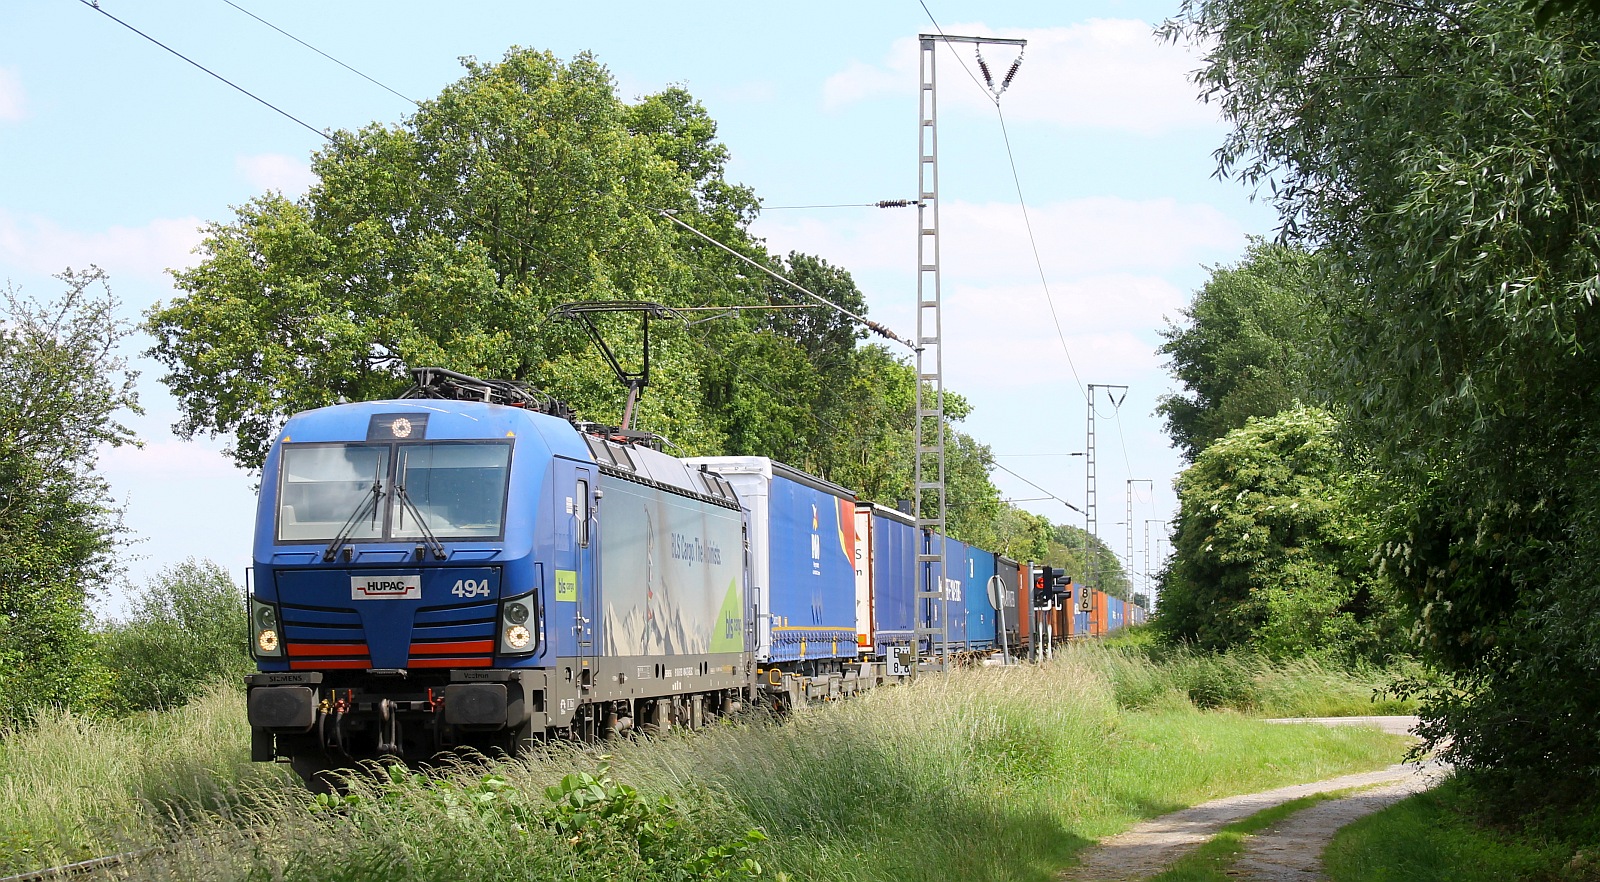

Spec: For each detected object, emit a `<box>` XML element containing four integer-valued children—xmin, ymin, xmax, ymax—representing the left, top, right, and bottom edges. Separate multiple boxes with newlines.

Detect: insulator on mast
<box><xmin>1001</xmin><ymin>54</ymin><xmax>1024</xmax><ymax>91</ymax></box>
<box><xmin>975</xmin><ymin>48</ymin><xmax>995</xmax><ymax>90</ymax></box>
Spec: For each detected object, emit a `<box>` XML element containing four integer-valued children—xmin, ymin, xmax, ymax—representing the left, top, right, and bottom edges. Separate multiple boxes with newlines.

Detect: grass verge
<box><xmin>1323</xmin><ymin>777</ymin><xmax>1599</xmax><ymax>882</ymax></box>
<box><xmin>1</xmin><ymin>648</ymin><xmax>1413</xmax><ymax>881</ymax></box>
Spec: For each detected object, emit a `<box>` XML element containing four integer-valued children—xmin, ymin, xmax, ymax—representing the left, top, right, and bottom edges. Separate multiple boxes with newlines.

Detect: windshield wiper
<box><xmin>323</xmin><ymin>460</ymin><xmax>384</xmax><ymax>562</ymax></box>
<box><xmin>396</xmin><ymin>451</ymin><xmax>447</xmax><ymax>561</ymax></box>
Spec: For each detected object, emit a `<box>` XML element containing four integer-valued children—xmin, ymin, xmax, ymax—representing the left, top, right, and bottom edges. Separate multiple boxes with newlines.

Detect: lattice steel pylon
<box><xmin>910</xmin><ymin>33</ymin><xmax>1026</xmax><ymax>673</ymax></box>
<box><xmin>1126</xmin><ymin>478</ymin><xmax>1152</xmax><ymax>600</ymax></box>
<box><xmin>913</xmin><ymin>35</ymin><xmax>947</xmax><ymax>673</ymax></box>
<box><xmin>1083</xmin><ymin>384</ymin><xmax>1127</xmax><ymax>608</ymax></box>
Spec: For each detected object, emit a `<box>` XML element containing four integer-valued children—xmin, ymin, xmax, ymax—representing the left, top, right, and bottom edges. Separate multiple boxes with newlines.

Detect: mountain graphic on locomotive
<box><xmin>243</xmin><ymin>368</ymin><xmax>1138</xmax><ymax>787</ymax></box>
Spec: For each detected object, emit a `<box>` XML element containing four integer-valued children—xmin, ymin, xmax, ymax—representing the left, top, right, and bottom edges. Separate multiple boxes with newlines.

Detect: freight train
<box><xmin>243</xmin><ymin>369</ymin><xmax>1144</xmax><ymax>786</ymax></box>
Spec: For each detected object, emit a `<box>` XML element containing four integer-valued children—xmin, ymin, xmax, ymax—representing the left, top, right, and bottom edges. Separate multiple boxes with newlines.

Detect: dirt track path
<box><xmin>1231</xmin><ymin>762</ymin><xmax>1447</xmax><ymax>881</ymax></box>
<box><xmin>1059</xmin><ymin>717</ymin><xmax>1443</xmax><ymax>882</ymax></box>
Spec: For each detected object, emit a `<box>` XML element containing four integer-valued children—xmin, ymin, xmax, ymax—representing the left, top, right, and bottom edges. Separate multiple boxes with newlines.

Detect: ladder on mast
<box><xmin>911</xmin><ymin>33</ymin><xmax>1027</xmax><ymax>671</ymax></box>
<box><xmin>913</xmin><ymin>35</ymin><xmax>947</xmax><ymax>672</ymax></box>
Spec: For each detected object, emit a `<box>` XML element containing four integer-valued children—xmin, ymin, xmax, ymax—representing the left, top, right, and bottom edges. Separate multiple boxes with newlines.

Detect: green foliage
<box><xmin>145</xmin><ymin>45</ymin><xmax>1018</xmax><ymax>546</ymax></box>
<box><xmin>148</xmin><ymin>48</ymin><xmax>756</xmax><ymax>468</ymax></box>
<box><xmin>1165</xmin><ymin>0</ymin><xmax>1600</xmax><ymax>807</ymax></box>
<box><xmin>990</xmin><ymin>505</ymin><xmax>1052</xmax><ymax>565</ymax></box>
<box><xmin>0</xmin><ymin>268</ymin><xmax>140</xmax><ymax>722</ymax></box>
<box><xmin>0</xmin><ymin>655</ymin><xmax>1411</xmax><ymax>881</ymax></box>
<box><xmin>1157</xmin><ymin>239</ymin><xmax>1333</xmax><ymax>461</ymax></box>
<box><xmin>309</xmin><ymin>763</ymin><xmax>768</xmax><ymax>881</ymax></box>
<box><xmin>1157</xmin><ymin>407</ymin><xmax>1402</xmax><ymax>660</ymax></box>
<box><xmin>1091</xmin><ymin>645</ymin><xmax>1420</xmax><ymax>718</ymax></box>
<box><xmin>99</xmin><ymin>558</ymin><xmax>253</xmax><ymax>713</ymax></box>
<box><xmin>0</xmin><ymin>684</ymin><xmax>293</xmax><ymax>875</ymax></box>
<box><xmin>1323</xmin><ymin>778</ymin><xmax>1591</xmax><ymax>882</ymax></box>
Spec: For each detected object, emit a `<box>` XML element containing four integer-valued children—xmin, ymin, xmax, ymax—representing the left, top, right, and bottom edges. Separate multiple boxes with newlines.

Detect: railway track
<box><xmin>0</xmin><ymin>846</ymin><xmax>156</xmax><ymax>882</ymax></box>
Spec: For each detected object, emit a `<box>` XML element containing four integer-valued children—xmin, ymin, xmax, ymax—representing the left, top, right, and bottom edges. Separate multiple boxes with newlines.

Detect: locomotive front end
<box><xmin>244</xmin><ymin>398</ymin><xmax>578</xmax><ymax>783</ymax></box>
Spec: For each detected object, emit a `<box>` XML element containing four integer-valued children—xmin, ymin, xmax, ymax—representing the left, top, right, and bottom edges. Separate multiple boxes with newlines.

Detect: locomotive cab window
<box><xmin>277</xmin><ymin>444</ymin><xmax>387</xmax><ymax>542</ymax></box>
<box><xmin>391</xmin><ymin>442</ymin><xmax>513</xmax><ymax>539</ymax></box>
<box><xmin>275</xmin><ymin>441</ymin><xmax>512</xmax><ymax>543</ymax></box>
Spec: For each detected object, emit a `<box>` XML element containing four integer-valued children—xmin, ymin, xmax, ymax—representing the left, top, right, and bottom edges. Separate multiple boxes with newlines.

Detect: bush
<box><xmin>99</xmin><ymin>558</ymin><xmax>253</xmax><ymax>712</ymax></box>
<box><xmin>1156</xmin><ymin>406</ymin><xmax>1408</xmax><ymax>663</ymax></box>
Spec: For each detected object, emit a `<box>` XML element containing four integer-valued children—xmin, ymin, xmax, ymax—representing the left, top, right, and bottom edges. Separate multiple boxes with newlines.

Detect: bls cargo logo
<box><xmin>350</xmin><ymin>574</ymin><xmax>422</xmax><ymax>600</ymax></box>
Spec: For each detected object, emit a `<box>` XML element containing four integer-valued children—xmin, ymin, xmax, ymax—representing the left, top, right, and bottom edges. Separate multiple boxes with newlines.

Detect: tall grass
<box><xmin>0</xmin><ymin>649</ymin><xmax>1415</xmax><ymax>881</ymax></box>
<box><xmin>0</xmin><ymin>682</ymin><xmax>289</xmax><ymax>874</ymax></box>
<box><xmin>1079</xmin><ymin>641</ymin><xmax>1420</xmax><ymax>717</ymax></box>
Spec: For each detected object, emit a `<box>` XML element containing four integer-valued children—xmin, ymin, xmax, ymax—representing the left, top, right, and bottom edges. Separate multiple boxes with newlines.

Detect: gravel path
<box><xmin>1231</xmin><ymin>760</ymin><xmax>1450</xmax><ymax>881</ymax></box>
<box><xmin>1261</xmin><ymin>716</ymin><xmax>1421</xmax><ymax>737</ymax></box>
<box><xmin>1059</xmin><ymin>716</ymin><xmax>1439</xmax><ymax>882</ymax></box>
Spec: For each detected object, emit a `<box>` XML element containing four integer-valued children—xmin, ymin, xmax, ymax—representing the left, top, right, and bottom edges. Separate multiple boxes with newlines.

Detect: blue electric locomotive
<box><xmin>244</xmin><ymin>370</ymin><xmax>753</xmax><ymax>784</ymax></box>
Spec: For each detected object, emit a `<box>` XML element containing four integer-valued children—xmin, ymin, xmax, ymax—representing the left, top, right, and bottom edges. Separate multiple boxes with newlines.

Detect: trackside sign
<box><xmin>351</xmin><ymin>574</ymin><xmax>422</xmax><ymax>600</ymax></box>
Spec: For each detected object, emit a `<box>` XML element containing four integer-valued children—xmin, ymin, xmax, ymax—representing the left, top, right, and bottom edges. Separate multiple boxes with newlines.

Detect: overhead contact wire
<box><xmin>658</xmin><ymin>210</ymin><xmax>917</xmax><ymax>351</ymax></box>
<box><xmin>75</xmin><ymin>0</ymin><xmax>329</xmax><ymax>141</ymax></box>
<box><xmin>220</xmin><ymin>0</ymin><xmax>421</xmax><ymax>107</ymax></box>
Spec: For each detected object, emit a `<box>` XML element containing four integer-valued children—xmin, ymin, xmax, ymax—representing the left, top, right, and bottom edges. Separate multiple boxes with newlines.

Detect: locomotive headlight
<box><xmin>498</xmin><ymin>591</ymin><xmax>539</xmax><ymax>655</ymax></box>
<box><xmin>250</xmin><ymin>596</ymin><xmax>284</xmax><ymax>658</ymax></box>
<box><xmin>257</xmin><ymin>628</ymin><xmax>280</xmax><ymax>653</ymax></box>
<box><xmin>504</xmin><ymin>624</ymin><xmax>531</xmax><ymax>649</ymax></box>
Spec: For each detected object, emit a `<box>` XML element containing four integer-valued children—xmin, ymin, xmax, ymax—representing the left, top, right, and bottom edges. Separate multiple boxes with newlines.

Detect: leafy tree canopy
<box><xmin>149</xmin><ymin>49</ymin><xmax>763</xmax><ymax>468</ymax></box>
<box><xmin>1157</xmin><ymin>239</ymin><xmax>1332</xmax><ymax>461</ymax></box>
<box><xmin>1043</xmin><ymin>523</ymin><xmax>1132</xmax><ymax>600</ymax></box>
<box><xmin>148</xmin><ymin>46</ymin><xmax>1017</xmax><ymax>550</ymax></box>
<box><xmin>0</xmin><ymin>268</ymin><xmax>140</xmax><ymax>720</ymax></box>
<box><xmin>1166</xmin><ymin>0</ymin><xmax>1600</xmax><ymax>801</ymax></box>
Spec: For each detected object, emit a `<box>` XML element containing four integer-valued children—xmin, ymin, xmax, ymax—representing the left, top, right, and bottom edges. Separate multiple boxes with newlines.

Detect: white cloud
<box><xmin>823</xmin><ymin>58</ymin><xmax>906</xmax><ymax>109</ymax></box>
<box><xmin>938</xmin><ymin>275</ymin><xmax>1182</xmax><ymax>391</ymax></box>
<box><xmin>237</xmin><ymin>153</ymin><xmax>316</xmax><ymax>196</ymax></box>
<box><xmin>0</xmin><ymin>68</ymin><xmax>24</xmax><ymax>122</ymax></box>
<box><xmin>0</xmin><ymin>210</ymin><xmax>204</xmax><ymax>281</ymax></box>
<box><xmin>98</xmin><ymin>438</ymin><xmax>241</xmax><ymax>481</ymax></box>
<box><xmin>822</xmin><ymin>20</ymin><xmax>1216</xmax><ymax>134</ymax></box>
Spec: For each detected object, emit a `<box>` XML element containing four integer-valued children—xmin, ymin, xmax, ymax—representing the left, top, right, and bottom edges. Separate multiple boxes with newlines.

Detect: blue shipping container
<box><xmin>687</xmin><ymin>457</ymin><xmax>857</xmax><ymax>664</ymax></box>
<box><xmin>867</xmin><ymin>505</ymin><xmax>917</xmax><ymax>655</ymax></box>
<box><xmin>922</xmin><ymin>534</ymin><xmax>969</xmax><ymax>651</ymax></box>
<box><xmin>964</xmin><ymin>547</ymin><xmax>997</xmax><ymax>651</ymax></box>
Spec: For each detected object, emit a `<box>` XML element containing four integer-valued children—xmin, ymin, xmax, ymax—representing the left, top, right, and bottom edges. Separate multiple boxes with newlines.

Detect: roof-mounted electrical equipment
<box><xmin>401</xmin><ymin>367</ymin><xmax>575</xmax><ymax>420</ymax></box>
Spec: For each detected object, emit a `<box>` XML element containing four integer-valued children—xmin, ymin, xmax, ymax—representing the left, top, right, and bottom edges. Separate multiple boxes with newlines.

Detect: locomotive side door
<box><xmin>554</xmin><ymin>458</ymin><xmax>598</xmax><ymax>684</ymax></box>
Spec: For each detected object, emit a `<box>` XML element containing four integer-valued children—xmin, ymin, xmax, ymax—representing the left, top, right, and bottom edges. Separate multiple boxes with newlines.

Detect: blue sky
<box><xmin>1</xmin><ymin>0</ymin><xmax>1276</xmax><ymax>610</ymax></box>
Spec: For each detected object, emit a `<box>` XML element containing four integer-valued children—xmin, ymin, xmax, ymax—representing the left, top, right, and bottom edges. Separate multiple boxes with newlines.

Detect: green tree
<box><xmin>149</xmin><ymin>49</ymin><xmax>759</xmax><ymax>469</ymax></box>
<box><xmin>1157</xmin><ymin>239</ymin><xmax>1332</xmax><ymax>461</ymax></box>
<box><xmin>1156</xmin><ymin>407</ymin><xmax>1398</xmax><ymax>660</ymax></box>
<box><xmin>147</xmin><ymin>45</ymin><xmax>1019</xmax><ymax>557</ymax></box>
<box><xmin>990</xmin><ymin>506</ymin><xmax>1052</xmax><ymax>564</ymax></box>
<box><xmin>100</xmin><ymin>558</ymin><xmax>252</xmax><ymax>712</ymax></box>
<box><xmin>0</xmin><ymin>268</ymin><xmax>140</xmax><ymax>720</ymax></box>
<box><xmin>1166</xmin><ymin>0</ymin><xmax>1600</xmax><ymax>804</ymax></box>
